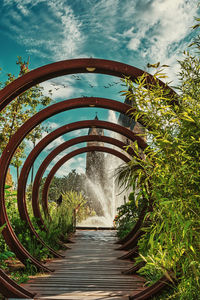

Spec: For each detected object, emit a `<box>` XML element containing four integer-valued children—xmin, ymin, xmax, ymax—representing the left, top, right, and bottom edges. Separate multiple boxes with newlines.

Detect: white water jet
<box><xmin>78</xmin><ymin>176</ymin><xmax>114</xmax><ymax>227</ymax></box>
<box><xmin>78</xmin><ymin>110</ymin><xmax>130</xmax><ymax>227</ymax></box>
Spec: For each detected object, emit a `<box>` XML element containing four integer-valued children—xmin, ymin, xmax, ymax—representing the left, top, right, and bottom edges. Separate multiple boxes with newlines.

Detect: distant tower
<box><xmin>86</xmin><ymin>115</ymin><xmax>105</xmax><ymax>216</ymax></box>
<box><xmin>86</xmin><ymin>114</ymin><xmax>105</xmax><ymax>186</ymax></box>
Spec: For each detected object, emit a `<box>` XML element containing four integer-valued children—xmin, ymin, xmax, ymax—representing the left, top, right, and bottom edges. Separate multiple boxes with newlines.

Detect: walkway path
<box><xmin>22</xmin><ymin>230</ymin><xmax>146</xmax><ymax>299</ymax></box>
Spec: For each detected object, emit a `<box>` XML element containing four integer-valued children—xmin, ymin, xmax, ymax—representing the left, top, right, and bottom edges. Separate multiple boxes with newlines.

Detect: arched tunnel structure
<box><xmin>0</xmin><ymin>58</ymin><xmax>175</xmax><ymax>299</ymax></box>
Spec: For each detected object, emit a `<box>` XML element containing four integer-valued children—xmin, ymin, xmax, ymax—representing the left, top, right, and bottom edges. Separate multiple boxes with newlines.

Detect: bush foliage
<box><xmin>116</xmin><ymin>34</ymin><xmax>200</xmax><ymax>300</ymax></box>
<box><xmin>0</xmin><ymin>186</ymin><xmax>90</xmax><ymax>285</ymax></box>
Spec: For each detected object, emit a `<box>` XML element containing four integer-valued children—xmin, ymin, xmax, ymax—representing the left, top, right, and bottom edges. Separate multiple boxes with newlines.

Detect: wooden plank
<box><xmin>22</xmin><ymin>230</ymin><xmax>145</xmax><ymax>299</ymax></box>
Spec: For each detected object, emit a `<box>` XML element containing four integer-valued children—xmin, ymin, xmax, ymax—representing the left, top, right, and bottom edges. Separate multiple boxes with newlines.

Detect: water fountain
<box><xmin>78</xmin><ymin>110</ymin><xmax>129</xmax><ymax>228</ymax></box>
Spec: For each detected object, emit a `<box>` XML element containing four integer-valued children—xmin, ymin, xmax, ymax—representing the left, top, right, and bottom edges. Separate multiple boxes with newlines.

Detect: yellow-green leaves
<box><xmin>0</xmin><ymin>224</ymin><xmax>6</xmax><ymax>234</ymax></box>
<box><xmin>117</xmin><ymin>35</ymin><xmax>200</xmax><ymax>299</ymax></box>
<box><xmin>179</xmin><ymin>111</ymin><xmax>195</xmax><ymax>122</ymax></box>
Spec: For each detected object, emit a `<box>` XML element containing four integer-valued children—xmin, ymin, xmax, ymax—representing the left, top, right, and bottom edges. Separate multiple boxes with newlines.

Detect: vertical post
<box><xmin>73</xmin><ymin>208</ymin><xmax>76</xmax><ymax>232</ymax></box>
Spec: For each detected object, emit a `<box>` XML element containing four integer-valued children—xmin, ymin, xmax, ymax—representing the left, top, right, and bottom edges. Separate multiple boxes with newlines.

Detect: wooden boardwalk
<box><xmin>22</xmin><ymin>230</ymin><xmax>146</xmax><ymax>300</ymax></box>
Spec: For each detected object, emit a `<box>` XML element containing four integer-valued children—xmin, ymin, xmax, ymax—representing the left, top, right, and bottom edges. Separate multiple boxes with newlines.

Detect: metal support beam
<box><xmin>0</xmin><ymin>268</ymin><xmax>35</xmax><ymax>298</ymax></box>
<box><xmin>0</xmin><ymin>58</ymin><xmax>175</xmax><ymax>111</ymax></box>
<box><xmin>0</xmin><ymin>98</ymin><xmax>147</xmax><ymax>271</ymax></box>
<box><xmin>30</xmin><ymin>135</ymin><xmax>134</xmax><ymax>229</ymax></box>
<box><xmin>42</xmin><ymin>146</ymin><xmax>130</xmax><ymax>213</ymax></box>
<box><xmin>0</xmin><ymin>58</ymin><xmax>175</xmax><ymax>299</ymax></box>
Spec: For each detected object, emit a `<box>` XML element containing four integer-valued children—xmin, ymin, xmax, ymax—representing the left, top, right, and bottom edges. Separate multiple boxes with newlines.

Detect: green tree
<box><xmin>0</xmin><ymin>57</ymin><xmax>52</xmax><ymax>179</ymax></box>
<box><xmin>116</xmin><ymin>42</ymin><xmax>200</xmax><ymax>300</ymax></box>
<box><xmin>61</xmin><ymin>190</ymin><xmax>89</xmax><ymax>223</ymax></box>
<box><xmin>36</xmin><ymin>170</ymin><xmax>87</xmax><ymax>203</ymax></box>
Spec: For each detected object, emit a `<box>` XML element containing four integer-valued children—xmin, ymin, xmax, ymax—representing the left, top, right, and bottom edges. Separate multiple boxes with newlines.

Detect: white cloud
<box><xmin>77</xmin><ymin>157</ymin><xmax>84</xmax><ymax>162</ymax></box>
<box><xmin>46</xmin><ymin>153</ymin><xmax>85</xmax><ymax>177</ymax></box>
<box><xmin>2</xmin><ymin>0</ymin><xmax>85</xmax><ymax>60</ymax></box>
<box><xmin>90</xmin><ymin>0</ymin><xmax>120</xmax><ymax>35</ymax></box>
<box><xmin>68</xmin><ymin>128</ymin><xmax>88</xmax><ymax>137</ymax></box>
<box><xmin>40</xmin><ymin>80</ymin><xmax>75</xmax><ymax>100</ymax></box>
<box><xmin>16</xmin><ymin>3</ymin><xmax>29</xmax><ymax>15</ymax></box>
<box><xmin>76</xmin><ymin>166</ymin><xmax>85</xmax><ymax>174</ymax></box>
<box><xmin>45</xmin><ymin>121</ymin><xmax>60</xmax><ymax>130</ymax></box>
<box><xmin>2</xmin><ymin>0</ymin><xmax>199</xmax><ymax>86</ymax></box>
<box><xmin>127</xmin><ymin>38</ymin><xmax>141</xmax><ymax>51</ymax></box>
<box><xmin>43</xmin><ymin>1</ymin><xmax>85</xmax><ymax>60</ymax></box>
<box><xmin>44</xmin><ymin>136</ymin><xmax>65</xmax><ymax>152</ymax></box>
<box><xmin>122</xmin><ymin>26</ymin><xmax>135</xmax><ymax>38</ymax></box>
<box><xmin>120</xmin><ymin>0</ymin><xmax>199</xmax><ymax>82</ymax></box>
<box><xmin>108</xmin><ymin>36</ymin><xmax>119</xmax><ymax>43</ymax></box>
<box><xmin>53</xmin><ymin>153</ymin><xmax>75</xmax><ymax>165</ymax></box>
<box><xmin>55</xmin><ymin>162</ymin><xmax>85</xmax><ymax>177</ymax></box>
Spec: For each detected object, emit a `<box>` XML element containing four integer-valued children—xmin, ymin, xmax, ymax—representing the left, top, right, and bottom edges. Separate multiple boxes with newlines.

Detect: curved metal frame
<box><xmin>117</xmin><ymin>229</ymin><xmax>144</xmax><ymax>251</ymax></box>
<box><xmin>0</xmin><ymin>97</ymin><xmax>147</xmax><ymax>273</ymax></box>
<box><xmin>31</xmin><ymin>134</ymin><xmax>135</xmax><ymax>228</ymax></box>
<box><xmin>0</xmin><ymin>58</ymin><xmax>174</xmax><ymax>299</ymax></box>
<box><xmin>42</xmin><ymin>146</ymin><xmax>130</xmax><ymax>208</ymax></box>
<box><xmin>129</xmin><ymin>276</ymin><xmax>170</xmax><ymax>299</ymax></box>
<box><xmin>122</xmin><ymin>261</ymin><xmax>146</xmax><ymax>275</ymax></box>
<box><xmin>118</xmin><ymin>245</ymin><xmax>139</xmax><ymax>260</ymax></box>
<box><xmin>0</xmin><ymin>269</ymin><xmax>35</xmax><ymax>298</ymax></box>
<box><xmin>116</xmin><ymin>204</ymin><xmax>147</xmax><ymax>245</ymax></box>
<box><xmin>14</xmin><ymin>98</ymin><xmax>147</xmax><ymax>263</ymax></box>
<box><xmin>0</xmin><ymin>58</ymin><xmax>175</xmax><ymax>111</ymax></box>
<box><xmin>16</xmin><ymin>96</ymin><xmax>145</xmax><ymax>224</ymax></box>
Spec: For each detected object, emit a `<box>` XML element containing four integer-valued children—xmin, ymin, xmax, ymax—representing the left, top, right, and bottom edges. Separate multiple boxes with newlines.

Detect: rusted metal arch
<box><xmin>129</xmin><ymin>276</ymin><xmax>170</xmax><ymax>300</ymax></box>
<box><xmin>42</xmin><ymin>146</ymin><xmax>130</xmax><ymax>212</ymax></box>
<box><xmin>116</xmin><ymin>204</ymin><xmax>147</xmax><ymax>245</ymax></box>
<box><xmin>0</xmin><ymin>97</ymin><xmax>147</xmax><ymax>273</ymax></box>
<box><xmin>30</xmin><ymin>135</ymin><xmax>135</xmax><ymax>229</ymax></box>
<box><xmin>0</xmin><ymin>58</ymin><xmax>175</xmax><ymax>111</ymax></box>
<box><xmin>0</xmin><ymin>58</ymin><xmax>172</xmax><ymax>273</ymax></box>
<box><xmin>118</xmin><ymin>245</ymin><xmax>139</xmax><ymax>260</ymax></box>
<box><xmin>117</xmin><ymin>228</ymin><xmax>144</xmax><ymax>251</ymax></box>
<box><xmin>0</xmin><ymin>58</ymin><xmax>175</xmax><ymax>299</ymax></box>
<box><xmin>123</xmin><ymin>261</ymin><xmax>146</xmax><ymax>275</ymax></box>
<box><xmin>15</xmin><ymin>98</ymin><xmax>147</xmax><ymax>260</ymax></box>
<box><xmin>18</xmin><ymin>119</ymin><xmax>141</xmax><ymax>242</ymax></box>
<box><xmin>0</xmin><ymin>269</ymin><xmax>35</xmax><ymax>298</ymax></box>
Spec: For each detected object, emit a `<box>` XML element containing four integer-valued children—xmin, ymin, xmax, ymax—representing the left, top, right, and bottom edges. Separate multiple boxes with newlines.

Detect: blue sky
<box><xmin>0</xmin><ymin>0</ymin><xmax>199</xmax><ymax>182</ymax></box>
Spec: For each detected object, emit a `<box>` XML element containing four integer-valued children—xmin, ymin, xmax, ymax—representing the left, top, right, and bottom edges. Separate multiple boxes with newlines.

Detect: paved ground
<box><xmin>22</xmin><ymin>230</ymin><xmax>146</xmax><ymax>299</ymax></box>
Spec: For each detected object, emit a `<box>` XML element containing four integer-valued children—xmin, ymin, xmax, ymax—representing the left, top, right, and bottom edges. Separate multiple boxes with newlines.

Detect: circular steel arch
<box><xmin>0</xmin><ymin>58</ymin><xmax>175</xmax><ymax>299</ymax></box>
<box><xmin>0</xmin><ymin>268</ymin><xmax>35</xmax><ymax>298</ymax></box>
<box><xmin>18</xmin><ymin>117</ymin><xmax>145</xmax><ymax>235</ymax></box>
<box><xmin>42</xmin><ymin>146</ymin><xmax>130</xmax><ymax>213</ymax></box>
<box><xmin>0</xmin><ymin>58</ymin><xmax>175</xmax><ymax>111</ymax></box>
<box><xmin>18</xmin><ymin>116</ymin><xmax>141</xmax><ymax>226</ymax></box>
<box><xmin>0</xmin><ymin>58</ymin><xmax>172</xmax><ymax>274</ymax></box>
<box><xmin>18</xmin><ymin>118</ymin><xmax>144</xmax><ymax>245</ymax></box>
<box><xmin>18</xmin><ymin>131</ymin><xmax>135</xmax><ymax>254</ymax></box>
<box><xmin>31</xmin><ymin>135</ymin><xmax>135</xmax><ymax>228</ymax></box>
<box><xmin>0</xmin><ymin>97</ymin><xmax>147</xmax><ymax>271</ymax></box>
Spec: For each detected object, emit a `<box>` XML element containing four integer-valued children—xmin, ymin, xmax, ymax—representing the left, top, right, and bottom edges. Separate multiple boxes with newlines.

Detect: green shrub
<box><xmin>114</xmin><ymin>192</ymin><xmax>145</xmax><ymax>239</ymax></box>
<box><xmin>116</xmin><ymin>33</ymin><xmax>200</xmax><ymax>299</ymax></box>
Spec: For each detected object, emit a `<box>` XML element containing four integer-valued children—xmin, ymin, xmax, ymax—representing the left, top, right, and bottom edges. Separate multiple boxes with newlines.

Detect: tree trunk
<box><xmin>30</xmin><ymin>140</ymin><xmax>36</xmax><ymax>184</ymax></box>
<box><xmin>17</xmin><ymin>166</ymin><xmax>19</xmax><ymax>182</ymax></box>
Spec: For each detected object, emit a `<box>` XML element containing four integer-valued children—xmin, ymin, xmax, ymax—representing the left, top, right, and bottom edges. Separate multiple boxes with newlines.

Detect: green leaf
<box><xmin>0</xmin><ymin>224</ymin><xmax>6</xmax><ymax>234</ymax></box>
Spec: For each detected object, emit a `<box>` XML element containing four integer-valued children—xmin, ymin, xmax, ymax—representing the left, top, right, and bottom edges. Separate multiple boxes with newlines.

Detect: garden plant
<box><xmin>115</xmin><ymin>24</ymin><xmax>200</xmax><ymax>300</ymax></box>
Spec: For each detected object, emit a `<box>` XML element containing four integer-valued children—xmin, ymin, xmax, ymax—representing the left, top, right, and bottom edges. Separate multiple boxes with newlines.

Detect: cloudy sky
<box><xmin>0</xmin><ymin>0</ymin><xmax>199</xmax><ymax>181</ymax></box>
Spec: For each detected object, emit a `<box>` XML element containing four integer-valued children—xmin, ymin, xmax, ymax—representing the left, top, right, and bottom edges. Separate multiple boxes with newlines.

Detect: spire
<box><xmin>88</xmin><ymin>113</ymin><xmax>103</xmax><ymax>135</ymax></box>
